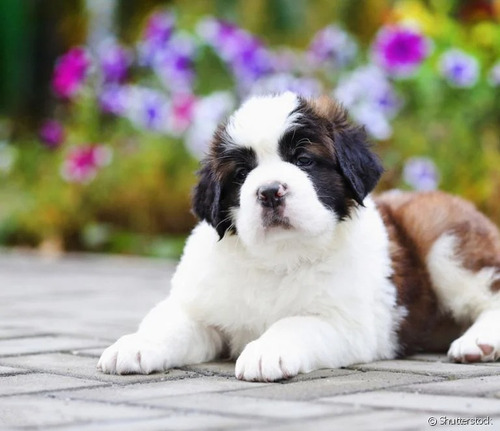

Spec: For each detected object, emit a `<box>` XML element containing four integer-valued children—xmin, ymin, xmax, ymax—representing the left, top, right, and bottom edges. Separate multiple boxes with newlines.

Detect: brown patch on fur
<box><xmin>309</xmin><ymin>95</ymin><xmax>350</xmax><ymax>130</ymax></box>
<box><xmin>377</xmin><ymin>199</ymin><xmax>456</xmax><ymax>355</ymax></box>
<box><xmin>376</xmin><ymin>190</ymin><xmax>500</xmax><ymax>354</ymax></box>
<box><xmin>492</xmin><ymin>279</ymin><xmax>500</xmax><ymax>292</ymax></box>
<box><xmin>377</xmin><ymin>190</ymin><xmax>500</xmax><ymax>276</ymax></box>
<box><xmin>306</xmin><ymin>140</ymin><xmax>336</xmax><ymax>160</ymax></box>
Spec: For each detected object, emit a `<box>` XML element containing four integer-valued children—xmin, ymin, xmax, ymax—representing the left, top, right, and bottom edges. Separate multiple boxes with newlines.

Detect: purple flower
<box><xmin>61</xmin><ymin>145</ymin><xmax>112</xmax><ymax>183</ymax></box>
<box><xmin>98</xmin><ymin>85</ymin><xmax>129</xmax><ymax>115</ymax></box>
<box><xmin>308</xmin><ymin>25</ymin><xmax>357</xmax><ymax>68</ymax></box>
<box><xmin>52</xmin><ymin>47</ymin><xmax>91</xmax><ymax>99</ymax></box>
<box><xmin>372</xmin><ymin>26</ymin><xmax>430</xmax><ymax>78</ymax></box>
<box><xmin>39</xmin><ymin>120</ymin><xmax>65</xmax><ymax>148</ymax></box>
<box><xmin>403</xmin><ymin>157</ymin><xmax>440</xmax><ymax>191</ymax></box>
<box><xmin>145</xmin><ymin>10</ymin><xmax>175</xmax><ymax>44</ymax></box>
<box><xmin>198</xmin><ymin>18</ymin><xmax>274</xmax><ymax>90</ymax></box>
<box><xmin>351</xmin><ymin>105</ymin><xmax>393</xmax><ymax>141</ymax></box>
<box><xmin>124</xmin><ymin>86</ymin><xmax>171</xmax><ymax>133</ymax></box>
<box><xmin>97</xmin><ymin>39</ymin><xmax>132</xmax><ymax>83</ymax></box>
<box><xmin>487</xmin><ymin>61</ymin><xmax>500</xmax><ymax>87</ymax></box>
<box><xmin>439</xmin><ymin>49</ymin><xmax>479</xmax><ymax>88</ymax></box>
<box><xmin>152</xmin><ymin>34</ymin><xmax>197</xmax><ymax>93</ymax></box>
<box><xmin>138</xmin><ymin>11</ymin><xmax>175</xmax><ymax>66</ymax></box>
<box><xmin>334</xmin><ymin>66</ymin><xmax>403</xmax><ymax>139</ymax></box>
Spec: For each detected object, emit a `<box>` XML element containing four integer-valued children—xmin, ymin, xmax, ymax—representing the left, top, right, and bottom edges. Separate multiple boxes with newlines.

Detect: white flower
<box><xmin>185</xmin><ymin>92</ymin><xmax>235</xmax><ymax>158</ymax></box>
<box><xmin>488</xmin><ymin>61</ymin><xmax>500</xmax><ymax>87</ymax></box>
<box><xmin>439</xmin><ymin>49</ymin><xmax>480</xmax><ymax>88</ymax></box>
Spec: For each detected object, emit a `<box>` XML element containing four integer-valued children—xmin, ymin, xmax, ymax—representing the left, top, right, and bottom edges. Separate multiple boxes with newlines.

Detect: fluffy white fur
<box><xmin>225</xmin><ymin>91</ymin><xmax>300</xmax><ymax>160</ymax></box>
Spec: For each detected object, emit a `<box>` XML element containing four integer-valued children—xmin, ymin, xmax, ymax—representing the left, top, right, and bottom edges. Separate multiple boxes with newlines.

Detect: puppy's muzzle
<box><xmin>257</xmin><ymin>182</ymin><xmax>288</xmax><ymax>209</ymax></box>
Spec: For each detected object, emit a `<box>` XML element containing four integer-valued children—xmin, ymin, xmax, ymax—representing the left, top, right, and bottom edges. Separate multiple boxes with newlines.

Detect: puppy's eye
<box><xmin>295</xmin><ymin>155</ymin><xmax>314</xmax><ymax>167</ymax></box>
<box><xmin>234</xmin><ymin>167</ymin><xmax>249</xmax><ymax>182</ymax></box>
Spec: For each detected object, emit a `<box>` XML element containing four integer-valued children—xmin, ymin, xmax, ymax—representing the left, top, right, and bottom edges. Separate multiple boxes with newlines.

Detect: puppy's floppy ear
<box><xmin>334</xmin><ymin>126</ymin><xmax>384</xmax><ymax>205</ymax></box>
<box><xmin>192</xmin><ymin>162</ymin><xmax>227</xmax><ymax>239</ymax></box>
<box><xmin>309</xmin><ymin>96</ymin><xmax>383</xmax><ymax>205</ymax></box>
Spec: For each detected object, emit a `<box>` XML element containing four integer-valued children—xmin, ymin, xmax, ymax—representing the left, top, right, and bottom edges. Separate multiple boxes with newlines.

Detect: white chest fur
<box><xmin>170</xmin><ymin>198</ymin><xmax>400</xmax><ymax>358</ymax></box>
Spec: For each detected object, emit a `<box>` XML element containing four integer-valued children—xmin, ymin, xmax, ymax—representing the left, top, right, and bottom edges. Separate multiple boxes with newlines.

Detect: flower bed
<box><xmin>1</xmin><ymin>1</ymin><xmax>499</xmax><ymax>256</ymax></box>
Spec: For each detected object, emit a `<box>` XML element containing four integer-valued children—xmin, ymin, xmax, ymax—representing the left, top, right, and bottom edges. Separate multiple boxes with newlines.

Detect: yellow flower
<box><xmin>391</xmin><ymin>0</ymin><xmax>438</xmax><ymax>36</ymax></box>
<box><xmin>471</xmin><ymin>22</ymin><xmax>499</xmax><ymax>49</ymax></box>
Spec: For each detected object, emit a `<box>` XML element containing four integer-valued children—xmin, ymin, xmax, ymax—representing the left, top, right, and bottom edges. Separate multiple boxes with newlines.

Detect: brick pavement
<box><xmin>0</xmin><ymin>252</ymin><xmax>499</xmax><ymax>430</ymax></box>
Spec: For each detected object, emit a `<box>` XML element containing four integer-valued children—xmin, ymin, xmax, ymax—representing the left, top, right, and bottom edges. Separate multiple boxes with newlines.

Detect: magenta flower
<box><xmin>52</xmin><ymin>47</ymin><xmax>91</xmax><ymax>99</ymax></box>
<box><xmin>61</xmin><ymin>145</ymin><xmax>112</xmax><ymax>183</ymax></box>
<box><xmin>39</xmin><ymin>120</ymin><xmax>65</xmax><ymax>148</ymax></box>
<box><xmin>372</xmin><ymin>26</ymin><xmax>430</xmax><ymax>78</ymax></box>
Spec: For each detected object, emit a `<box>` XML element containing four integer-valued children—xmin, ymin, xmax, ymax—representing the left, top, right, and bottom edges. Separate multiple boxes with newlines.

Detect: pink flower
<box><xmin>170</xmin><ymin>93</ymin><xmax>196</xmax><ymax>133</ymax></box>
<box><xmin>372</xmin><ymin>26</ymin><xmax>430</xmax><ymax>77</ymax></box>
<box><xmin>52</xmin><ymin>47</ymin><xmax>91</xmax><ymax>99</ymax></box>
<box><xmin>61</xmin><ymin>145</ymin><xmax>112</xmax><ymax>183</ymax></box>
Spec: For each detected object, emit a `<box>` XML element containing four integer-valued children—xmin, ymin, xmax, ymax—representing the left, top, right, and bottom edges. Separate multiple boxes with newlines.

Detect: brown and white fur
<box><xmin>98</xmin><ymin>92</ymin><xmax>500</xmax><ymax>381</ymax></box>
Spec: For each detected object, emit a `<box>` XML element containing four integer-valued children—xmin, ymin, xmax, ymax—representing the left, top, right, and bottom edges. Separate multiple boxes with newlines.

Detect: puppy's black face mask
<box><xmin>192</xmin><ymin>126</ymin><xmax>257</xmax><ymax>239</ymax></box>
<box><xmin>279</xmin><ymin>97</ymin><xmax>383</xmax><ymax>218</ymax></box>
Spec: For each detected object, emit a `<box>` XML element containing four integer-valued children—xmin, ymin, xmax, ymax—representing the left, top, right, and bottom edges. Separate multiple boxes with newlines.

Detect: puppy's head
<box><xmin>192</xmin><ymin>92</ymin><xmax>383</xmax><ymax>251</ymax></box>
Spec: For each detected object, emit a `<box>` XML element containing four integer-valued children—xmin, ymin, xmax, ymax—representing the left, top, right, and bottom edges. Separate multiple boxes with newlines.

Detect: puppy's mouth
<box><xmin>261</xmin><ymin>207</ymin><xmax>292</xmax><ymax>230</ymax></box>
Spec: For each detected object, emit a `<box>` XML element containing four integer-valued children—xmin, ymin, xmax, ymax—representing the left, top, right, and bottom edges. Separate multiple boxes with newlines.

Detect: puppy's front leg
<box><xmin>98</xmin><ymin>298</ymin><xmax>223</xmax><ymax>374</ymax></box>
<box><xmin>236</xmin><ymin>316</ymin><xmax>366</xmax><ymax>382</ymax></box>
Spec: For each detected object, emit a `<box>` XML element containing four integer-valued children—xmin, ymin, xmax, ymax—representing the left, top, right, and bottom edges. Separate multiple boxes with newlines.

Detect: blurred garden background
<box><xmin>0</xmin><ymin>0</ymin><xmax>499</xmax><ymax>258</ymax></box>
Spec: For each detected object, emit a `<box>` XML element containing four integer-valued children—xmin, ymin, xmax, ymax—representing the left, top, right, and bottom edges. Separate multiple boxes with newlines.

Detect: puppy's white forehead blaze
<box><xmin>225</xmin><ymin>92</ymin><xmax>300</xmax><ymax>161</ymax></box>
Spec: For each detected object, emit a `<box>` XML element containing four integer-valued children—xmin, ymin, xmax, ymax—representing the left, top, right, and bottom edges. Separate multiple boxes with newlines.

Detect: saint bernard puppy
<box><xmin>98</xmin><ymin>92</ymin><xmax>500</xmax><ymax>381</ymax></box>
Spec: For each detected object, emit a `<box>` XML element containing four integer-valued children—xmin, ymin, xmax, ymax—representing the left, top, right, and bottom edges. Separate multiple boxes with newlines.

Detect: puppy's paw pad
<box><xmin>97</xmin><ymin>333</ymin><xmax>168</xmax><ymax>375</ymax></box>
<box><xmin>478</xmin><ymin>343</ymin><xmax>494</xmax><ymax>356</ymax></box>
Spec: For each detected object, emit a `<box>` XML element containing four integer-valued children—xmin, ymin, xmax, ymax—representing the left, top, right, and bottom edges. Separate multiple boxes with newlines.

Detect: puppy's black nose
<box><xmin>257</xmin><ymin>182</ymin><xmax>288</xmax><ymax>208</ymax></box>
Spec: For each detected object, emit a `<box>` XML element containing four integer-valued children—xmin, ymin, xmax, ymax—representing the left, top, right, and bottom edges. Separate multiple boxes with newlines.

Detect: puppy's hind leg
<box><xmin>426</xmin><ymin>233</ymin><xmax>500</xmax><ymax>363</ymax></box>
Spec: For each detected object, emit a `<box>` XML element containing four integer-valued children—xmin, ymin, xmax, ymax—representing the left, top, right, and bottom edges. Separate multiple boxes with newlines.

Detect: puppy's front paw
<box><xmin>448</xmin><ymin>332</ymin><xmax>500</xmax><ymax>363</ymax></box>
<box><xmin>235</xmin><ymin>339</ymin><xmax>302</xmax><ymax>382</ymax></box>
<box><xmin>97</xmin><ymin>333</ymin><xmax>169</xmax><ymax>375</ymax></box>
